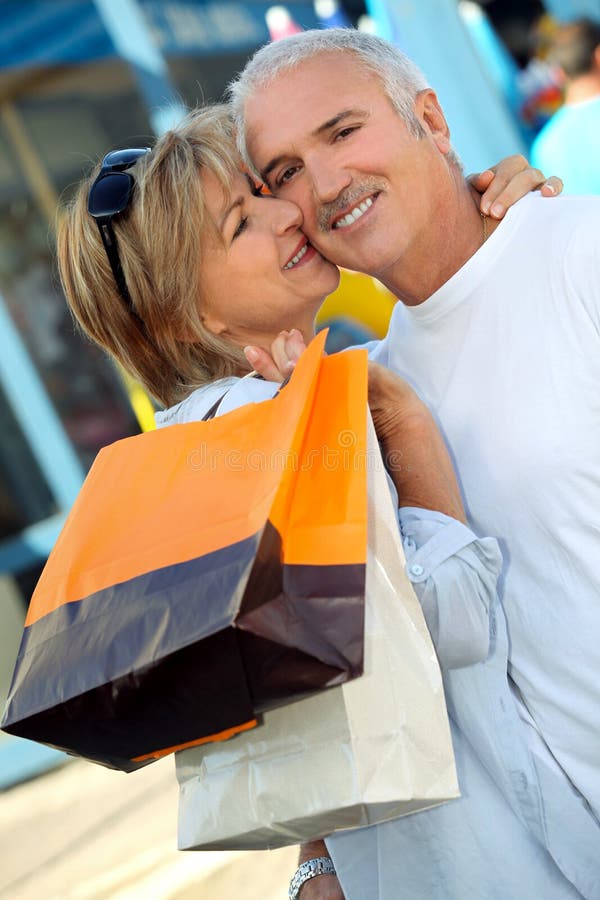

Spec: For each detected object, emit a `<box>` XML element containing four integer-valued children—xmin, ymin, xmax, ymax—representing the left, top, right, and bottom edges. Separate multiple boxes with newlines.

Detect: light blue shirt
<box><xmin>328</xmin><ymin>505</ymin><xmax>600</xmax><ymax>899</ymax></box>
<box><xmin>531</xmin><ymin>96</ymin><xmax>600</xmax><ymax>195</ymax></box>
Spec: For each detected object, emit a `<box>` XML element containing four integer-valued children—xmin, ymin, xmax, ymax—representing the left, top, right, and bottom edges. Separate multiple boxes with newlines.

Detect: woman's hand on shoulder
<box><xmin>469</xmin><ymin>154</ymin><xmax>563</xmax><ymax>220</ymax></box>
<box><xmin>244</xmin><ymin>329</ymin><xmax>307</xmax><ymax>382</ymax></box>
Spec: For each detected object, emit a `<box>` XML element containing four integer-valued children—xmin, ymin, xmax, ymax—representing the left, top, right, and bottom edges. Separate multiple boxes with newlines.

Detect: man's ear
<box><xmin>415</xmin><ymin>89</ymin><xmax>452</xmax><ymax>155</ymax></box>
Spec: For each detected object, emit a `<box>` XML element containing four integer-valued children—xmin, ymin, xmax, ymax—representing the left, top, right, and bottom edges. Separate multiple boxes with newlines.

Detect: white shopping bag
<box><xmin>176</xmin><ymin>417</ymin><xmax>459</xmax><ymax>850</ymax></box>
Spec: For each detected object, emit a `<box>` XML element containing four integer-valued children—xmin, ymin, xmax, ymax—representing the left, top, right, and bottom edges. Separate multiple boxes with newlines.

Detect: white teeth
<box><xmin>333</xmin><ymin>196</ymin><xmax>373</xmax><ymax>229</ymax></box>
<box><xmin>283</xmin><ymin>243</ymin><xmax>308</xmax><ymax>269</ymax></box>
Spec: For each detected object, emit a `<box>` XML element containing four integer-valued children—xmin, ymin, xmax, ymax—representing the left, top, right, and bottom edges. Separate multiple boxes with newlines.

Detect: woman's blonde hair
<box><xmin>57</xmin><ymin>104</ymin><xmax>250</xmax><ymax>408</ymax></box>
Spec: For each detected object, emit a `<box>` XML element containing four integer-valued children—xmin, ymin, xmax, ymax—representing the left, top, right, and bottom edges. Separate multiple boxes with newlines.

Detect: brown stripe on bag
<box><xmin>9</xmin><ymin>532</ymin><xmax>261</xmax><ymax>700</ymax></box>
<box><xmin>237</xmin><ymin>520</ymin><xmax>366</xmax><ymax>689</ymax></box>
<box><xmin>239</xmin><ymin>632</ymin><xmax>357</xmax><ymax>711</ymax></box>
<box><xmin>3</xmin><ymin>627</ymin><xmax>257</xmax><ymax>772</ymax></box>
<box><xmin>3</xmin><ymin>525</ymin><xmax>363</xmax><ymax>769</ymax></box>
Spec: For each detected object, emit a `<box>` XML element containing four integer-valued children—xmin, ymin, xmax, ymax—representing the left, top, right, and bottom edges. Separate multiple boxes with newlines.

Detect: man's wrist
<box><xmin>298</xmin><ymin>839</ymin><xmax>328</xmax><ymax>864</ymax></box>
<box><xmin>289</xmin><ymin>856</ymin><xmax>336</xmax><ymax>900</ymax></box>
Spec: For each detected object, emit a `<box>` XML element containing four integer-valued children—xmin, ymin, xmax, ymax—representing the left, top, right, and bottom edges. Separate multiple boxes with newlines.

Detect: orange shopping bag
<box><xmin>1</xmin><ymin>333</ymin><xmax>368</xmax><ymax>771</ymax></box>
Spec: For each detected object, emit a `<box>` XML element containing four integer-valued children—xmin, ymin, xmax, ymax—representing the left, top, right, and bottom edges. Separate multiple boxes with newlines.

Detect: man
<box><xmin>531</xmin><ymin>18</ymin><xmax>600</xmax><ymax>194</ymax></box>
<box><xmin>230</xmin><ymin>28</ymin><xmax>600</xmax><ymax>899</ymax></box>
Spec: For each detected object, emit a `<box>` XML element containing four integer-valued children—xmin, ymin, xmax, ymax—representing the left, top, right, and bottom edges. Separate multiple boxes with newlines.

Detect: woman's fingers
<box><xmin>270</xmin><ymin>329</ymin><xmax>306</xmax><ymax>375</ymax></box>
<box><xmin>286</xmin><ymin>329</ymin><xmax>307</xmax><ymax>362</ymax></box>
<box><xmin>540</xmin><ymin>175</ymin><xmax>563</xmax><ymax>197</ymax></box>
<box><xmin>243</xmin><ymin>345</ymin><xmax>284</xmax><ymax>382</ymax></box>
<box><xmin>244</xmin><ymin>329</ymin><xmax>308</xmax><ymax>382</ymax></box>
<box><xmin>468</xmin><ymin>168</ymin><xmax>495</xmax><ymax>194</ymax></box>
<box><xmin>468</xmin><ymin>154</ymin><xmax>563</xmax><ymax>219</ymax></box>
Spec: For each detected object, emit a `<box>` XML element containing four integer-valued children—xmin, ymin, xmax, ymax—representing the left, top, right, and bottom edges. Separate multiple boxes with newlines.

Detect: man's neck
<box><xmin>377</xmin><ymin>182</ymin><xmax>494</xmax><ymax>307</ymax></box>
<box><xmin>564</xmin><ymin>72</ymin><xmax>600</xmax><ymax>105</ymax></box>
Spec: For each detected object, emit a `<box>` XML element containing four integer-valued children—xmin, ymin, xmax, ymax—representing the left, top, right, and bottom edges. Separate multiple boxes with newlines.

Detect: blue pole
<box><xmin>365</xmin><ymin>0</ymin><xmax>527</xmax><ymax>172</ymax></box>
<box><xmin>0</xmin><ymin>292</ymin><xmax>85</xmax><ymax>512</ymax></box>
<box><xmin>93</xmin><ymin>0</ymin><xmax>187</xmax><ymax>135</ymax></box>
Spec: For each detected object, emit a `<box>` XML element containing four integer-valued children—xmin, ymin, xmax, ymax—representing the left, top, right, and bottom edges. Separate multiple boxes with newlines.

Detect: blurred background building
<box><xmin>0</xmin><ymin>0</ymin><xmax>598</xmax><ymax>790</ymax></box>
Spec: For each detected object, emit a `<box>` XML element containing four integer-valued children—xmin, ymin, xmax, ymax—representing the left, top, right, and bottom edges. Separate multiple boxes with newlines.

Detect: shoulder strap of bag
<box><xmin>201</xmin><ymin>372</ymin><xmax>270</xmax><ymax>421</ymax></box>
<box><xmin>201</xmin><ymin>392</ymin><xmax>228</xmax><ymax>421</ymax></box>
<box><xmin>201</xmin><ymin>371</ymin><xmax>287</xmax><ymax>422</ymax></box>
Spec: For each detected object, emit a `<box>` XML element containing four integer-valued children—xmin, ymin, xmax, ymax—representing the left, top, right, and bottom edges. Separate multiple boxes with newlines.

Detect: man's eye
<box><xmin>336</xmin><ymin>126</ymin><xmax>358</xmax><ymax>140</ymax></box>
<box><xmin>233</xmin><ymin>216</ymin><xmax>248</xmax><ymax>239</ymax></box>
<box><xmin>277</xmin><ymin>166</ymin><xmax>299</xmax><ymax>186</ymax></box>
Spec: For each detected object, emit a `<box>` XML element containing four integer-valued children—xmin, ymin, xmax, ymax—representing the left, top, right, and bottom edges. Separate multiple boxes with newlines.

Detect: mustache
<box><xmin>316</xmin><ymin>178</ymin><xmax>385</xmax><ymax>232</ymax></box>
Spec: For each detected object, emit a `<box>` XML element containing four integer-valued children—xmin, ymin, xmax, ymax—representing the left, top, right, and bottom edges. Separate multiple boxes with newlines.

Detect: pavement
<box><xmin>0</xmin><ymin>753</ymin><xmax>296</xmax><ymax>900</ymax></box>
<box><xmin>0</xmin><ymin>573</ymin><xmax>297</xmax><ymax>898</ymax></box>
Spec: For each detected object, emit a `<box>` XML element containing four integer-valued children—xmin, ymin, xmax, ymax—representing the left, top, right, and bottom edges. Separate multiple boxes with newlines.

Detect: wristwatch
<box><xmin>289</xmin><ymin>856</ymin><xmax>337</xmax><ymax>899</ymax></box>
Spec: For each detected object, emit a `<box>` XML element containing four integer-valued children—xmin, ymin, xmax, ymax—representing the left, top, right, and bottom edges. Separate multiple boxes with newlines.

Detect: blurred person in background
<box><xmin>531</xmin><ymin>18</ymin><xmax>600</xmax><ymax>193</ymax></box>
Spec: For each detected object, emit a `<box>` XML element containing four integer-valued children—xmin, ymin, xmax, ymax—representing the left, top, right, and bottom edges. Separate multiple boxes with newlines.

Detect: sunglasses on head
<box><xmin>87</xmin><ymin>147</ymin><xmax>151</xmax><ymax>309</ymax></box>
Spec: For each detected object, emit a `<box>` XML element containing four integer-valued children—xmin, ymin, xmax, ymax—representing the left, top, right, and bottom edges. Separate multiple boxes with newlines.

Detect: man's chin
<box><xmin>316</xmin><ymin>242</ymin><xmax>381</xmax><ymax>276</ymax></box>
<box><xmin>310</xmin><ymin>237</ymin><xmax>357</xmax><ymax>271</ymax></box>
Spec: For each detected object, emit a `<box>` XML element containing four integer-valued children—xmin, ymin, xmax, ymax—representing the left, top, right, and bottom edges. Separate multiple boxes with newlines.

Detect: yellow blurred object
<box><xmin>531</xmin><ymin>13</ymin><xmax>560</xmax><ymax>61</ymax></box>
<box><xmin>316</xmin><ymin>268</ymin><xmax>397</xmax><ymax>338</ymax></box>
<box><xmin>118</xmin><ymin>366</ymin><xmax>157</xmax><ymax>432</ymax></box>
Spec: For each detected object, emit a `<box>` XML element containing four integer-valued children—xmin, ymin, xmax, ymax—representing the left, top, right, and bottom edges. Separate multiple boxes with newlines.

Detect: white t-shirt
<box><xmin>371</xmin><ymin>192</ymin><xmax>600</xmax><ymax>818</ymax></box>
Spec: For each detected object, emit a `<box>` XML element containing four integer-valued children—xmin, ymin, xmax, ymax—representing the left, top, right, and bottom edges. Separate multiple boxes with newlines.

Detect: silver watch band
<box><xmin>289</xmin><ymin>856</ymin><xmax>336</xmax><ymax>900</ymax></box>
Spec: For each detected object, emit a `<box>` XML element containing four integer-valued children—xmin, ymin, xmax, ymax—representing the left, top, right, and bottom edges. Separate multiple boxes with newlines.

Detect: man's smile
<box><xmin>317</xmin><ymin>181</ymin><xmax>385</xmax><ymax>233</ymax></box>
<box><xmin>331</xmin><ymin>194</ymin><xmax>377</xmax><ymax>229</ymax></box>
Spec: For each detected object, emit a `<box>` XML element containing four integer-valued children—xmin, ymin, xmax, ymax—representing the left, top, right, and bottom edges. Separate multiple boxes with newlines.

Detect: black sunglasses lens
<box><xmin>102</xmin><ymin>148</ymin><xmax>149</xmax><ymax>170</ymax></box>
<box><xmin>88</xmin><ymin>172</ymin><xmax>133</xmax><ymax>218</ymax></box>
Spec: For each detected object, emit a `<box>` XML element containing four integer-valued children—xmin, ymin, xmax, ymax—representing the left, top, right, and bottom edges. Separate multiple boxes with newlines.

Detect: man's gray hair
<box><xmin>228</xmin><ymin>28</ymin><xmax>430</xmax><ymax>171</ymax></box>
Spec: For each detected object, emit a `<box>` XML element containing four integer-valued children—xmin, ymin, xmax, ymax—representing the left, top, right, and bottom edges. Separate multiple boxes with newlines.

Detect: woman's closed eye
<box><xmin>232</xmin><ymin>215</ymin><xmax>249</xmax><ymax>240</ymax></box>
<box><xmin>232</xmin><ymin>180</ymin><xmax>270</xmax><ymax>238</ymax></box>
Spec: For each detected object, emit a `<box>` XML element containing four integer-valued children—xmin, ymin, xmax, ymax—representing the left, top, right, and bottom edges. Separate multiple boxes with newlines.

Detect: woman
<box><xmin>57</xmin><ymin>108</ymin><xmax>597</xmax><ymax>899</ymax></box>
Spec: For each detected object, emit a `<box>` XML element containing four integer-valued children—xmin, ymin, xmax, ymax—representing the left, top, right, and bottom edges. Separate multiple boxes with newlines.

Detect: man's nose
<box><xmin>308</xmin><ymin>158</ymin><xmax>352</xmax><ymax>204</ymax></box>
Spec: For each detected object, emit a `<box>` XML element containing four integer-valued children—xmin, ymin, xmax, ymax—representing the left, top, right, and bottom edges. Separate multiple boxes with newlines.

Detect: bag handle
<box><xmin>201</xmin><ymin>372</ymin><xmax>289</xmax><ymax>422</ymax></box>
<box><xmin>201</xmin><ymin>392</ymin><xmax>229</xmax><ymax>421</ymax></box>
